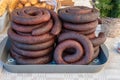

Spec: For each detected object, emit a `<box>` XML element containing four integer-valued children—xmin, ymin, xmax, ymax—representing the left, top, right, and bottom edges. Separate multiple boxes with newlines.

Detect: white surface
<box><xmin>0</xmin><ymin>11</ymin><xmax>9</xmax><ymax>33</ymax></box>
<box><xmin>74</xmin><ymin>0</ymin><xmax>92</xmax><ymax>8</ymax></box>
<box><xmin>0</xmin><ymin>0</ymin><xmax>120</xmax><ymax>80</ymax></box>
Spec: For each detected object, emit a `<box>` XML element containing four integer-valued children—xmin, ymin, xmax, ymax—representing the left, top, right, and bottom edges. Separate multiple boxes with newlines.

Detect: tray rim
<box><xmin>0</xmin><ymin>36</ymin><xmax>109</xmax><ymax>66</ymax></box>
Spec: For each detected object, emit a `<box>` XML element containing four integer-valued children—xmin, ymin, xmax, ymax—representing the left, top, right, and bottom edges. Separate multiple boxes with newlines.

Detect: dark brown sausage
<box><xmin>11</xmin><ymin>7</ymin><xmax>50</xmax><ymax>25</ymax></box>
<box><xmin>10</xmin><ymin>49</ymin><xmax>52</xmax><ymax>64</ymax></box>
<box><xmin>13</xmin><ymin>39</ymin><xmax>54</xmax><ymax>51</ymax></box>
<box><xmin>63</xmin><ymin>46</ymin><xmax>100</xmax><ymax>61</ymax></box>
<box><xmin>62</xmin><ymin>28</ymin><xmax>96</xmax><ymax>35</ymax></box>
<box><xmin>49</xmin><ymin>10</ymin><xmax>62</xmax><ymax>35</ymax></box>
<box><xmin>12</xmin><ymin>45</ymin><xmax>53</xmax><ymax>58</ymax></box>
<box><xmin>98</xmin><ymin>18</ymin><xmax>102</xmax><ymax>24</ymax></box>
<box><xmin>16</xmin><ymin>31</ymin><xmax>31</xmax><ymax>36</ymax></box>
<box><xmin>90</xmin><ymin>32</ymin><xmax>106</xmax><ymax>47</ymax></box>
<box><xmin>66</xmin><ymin>6</ymin><xmax>92</xmax><ymax>14</ymax></box>
<box><xmin>8</xmin><ymin>28</ymin><xmax>55</xmax><ymax>44</ymax></box>
<box><xmin>94</xmin><ymin>46</ymin><xmax>99</xmax><ymax>52</ymax></box>
<box><xmin>55</xmin><ymin>32</ymin><xmax>94</xmax><ymax>64</ymax></box>
<box><xmin>86</xmin><ymin>32</ymin><xmax>96</xmax><ymax>39</ymax></box>
<box><xmin>11</xmin><ymin>21</ymin><xmax>46</xmax><ymax>33</ymax></box>
<box><xmin>58</xmin><ymin>6</ymin><xmax>100</xmax><ymax>23</ymax></box>
<box><xmin>55</xmin><ymin>40</ymin><xmax>84</xmax><ymax>63</ymax></box>
<box><xmin>63</xmin><ymin>20</ymin><xmax>98</xmax><ymax>31</ymax></box>
<box><xmin>32</xmin><ymin>19</ymin><xmax>53</xmax><ymax>35</ymax></box>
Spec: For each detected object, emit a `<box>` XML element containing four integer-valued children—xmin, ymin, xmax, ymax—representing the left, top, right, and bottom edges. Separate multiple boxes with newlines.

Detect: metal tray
<box><xmin>0</xmin><ymin>37</ymin><xmax>109</xmax><ymax>73</ymax></box>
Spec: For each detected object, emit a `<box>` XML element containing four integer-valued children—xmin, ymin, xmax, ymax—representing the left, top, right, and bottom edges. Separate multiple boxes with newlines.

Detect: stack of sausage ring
<box><xmin>58</xmin><ymin>6</ymin><xmax>99</xmax><ymax>39</ymax></box>
<box><xmin>54</xmin><ymin>6</ymin><xmax>106</xmax><ymax>64</ymax></box>
<box><xmin>8</xmin><ymin>7</ymin><xmax>61</xmax><ymax>65</ymax></box>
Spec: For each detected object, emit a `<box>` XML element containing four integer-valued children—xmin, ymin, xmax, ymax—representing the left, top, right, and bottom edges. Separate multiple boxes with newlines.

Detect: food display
<box><xmin>0</xmin><ymin>0</ymin><xmax>8</xmax><ymax>16</ymax></box>
<box><xmin>8</xmin><ymin>7</ymin><xmax>61</xmax><ymax>64</ymax></box>
<box><xmin>0</xmin><ymin>0</ymin><xmax>9</xmax><ymax>33</ymax></box>
<box><xmin>8</xmin><ymin>0</ymin><xmax>55</xmax><ymax>13</ymax></box>
<box><xmin>6</xmin><ymin>5</ymin><xmax>107</xmax><ymax>65</ymax></box>
<box><xmin>59</xmin><ymin>0</ymin><xmax>74</xmax><ymax>6</ymax></box>
<box><xmin>8</xmin><ymin>0</ymin><xmax>19</xmax><ymax>13</ymax></box>
<box><xmin>54</xmin><ymin>6</ymin><xmax>106</xmax><ymax>64</ymax></box>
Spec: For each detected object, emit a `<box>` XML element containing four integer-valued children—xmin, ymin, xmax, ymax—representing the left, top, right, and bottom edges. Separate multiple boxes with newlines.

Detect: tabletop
<box><xmin>0</xmin><ymin>25</ymin><xmax>120</xmax><ymax>80</ymax></box>
<box><xmin>0</xmin><ymin>0</ymin><xmax>120</xmax><ymax>80</ymax></box>
<box><xmin>0</xmin><ymin>37</ymin><xmax>120</xmax><ymax>80</ymax></box>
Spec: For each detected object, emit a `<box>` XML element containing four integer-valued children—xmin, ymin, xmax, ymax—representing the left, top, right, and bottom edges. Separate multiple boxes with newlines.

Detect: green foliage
<box><xmin>95</xmin><ymin>0</ymin><xmax>120</xmax><ymax>18</ymax></box>
<box><xmin>109</xmin><ymin>0</ymin><xmax>120</xmax><ymax>18</ymax></box>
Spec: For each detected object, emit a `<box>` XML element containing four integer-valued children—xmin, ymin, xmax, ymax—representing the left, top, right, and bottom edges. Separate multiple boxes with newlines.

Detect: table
<box><xmin>0</xmin><ymin>0</ymin><xmax>120</xmax><ymax>79</ymax></box>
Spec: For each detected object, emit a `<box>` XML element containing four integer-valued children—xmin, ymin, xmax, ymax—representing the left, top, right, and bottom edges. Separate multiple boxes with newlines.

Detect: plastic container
<box><xmin>0</xmin><ymin>11</ymin><xmax>9</xmax><ymax>33</ymax></box>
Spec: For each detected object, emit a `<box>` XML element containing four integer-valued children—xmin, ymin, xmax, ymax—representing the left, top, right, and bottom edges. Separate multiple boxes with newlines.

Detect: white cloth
<box><xmin>0</xmin><ymin>36</ymin><xmax>120</xmax><ymax>80</ymax></box>
<box><xmin>74</xmin><ymin>0</ymin><xmax>93</xmax><ymax>8</ymax></box>
<box><xmin>39</xmin><ymin>0</ymin><xmax>57</xmax><ymax>8</ymax></box>
<box><xmin>0</xmin><ymin>1</ymin><xmax>120</xmax><ymax>80</ymax></box>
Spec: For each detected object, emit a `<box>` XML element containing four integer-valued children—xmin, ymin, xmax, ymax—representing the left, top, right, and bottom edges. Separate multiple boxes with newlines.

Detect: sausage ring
<box><xmin>58</xmin><ymin>6</ymin><xmax>99</xmax><ymax>23</ymax></box>
<box><xmin>94</xmin><ymin>46</ymin><xmax>99</xmax><ymax>52</ymax></box>
<box><xmin>12</xmin><ymin>45</ymin><xmax>53</xmax><ymax>58</ymax></box>
<box><xmin>66</xmin><ymin>6</ymin><xmax>92</xmax><ymax>14</ymax></box>
<box><xmin>55</xmin><ymin>32</ymin><xmax>94</xmax><ymax>64</ymax></box>
<box><xmin>63</xmin><ymin>46</ymin><xmax>100</xmax><ymax>61</ymax></box>
<box><xmin>16</xmin><ymin>31</ymin><xmax>31</xmax><ymax>36</ymax></box>
<box><xmin>13</xmin><ymin>39</ymin><xmax>54</xmax><ymax>51</ymax></box>
<box><xmin>55</xmin><ymin>40</ymin><xmax>84</xmax><ymax>63</ymax></box>
<box><xmin>49</xmin><ymin>10</ymin><xmax>62</xmax><ymax>35</ymax></box>
<box><xmin>32</xmin><ymin>19</ymin><xmax>53</xmax><ymax>35</ymax></box>
<box><xmin>63</xmin><ymin>28</ymin><xmax>96</xmax><ymax>35</ymax></box>
<box><xmin>8</xmin><ymin>28</ymin><xmax>54</xmax><ymax>44</ymax></box>
<box><xmin>86</xmin><ymin>32</ymin><xmax>96</xmax><ymax>39</ymax></box>
<box><xmin>11</xmin><ymin>7</ymin><xmax>50</xmax><ymax>25</ymax></box>
<box><xmin>11</xmin><ymin>21</ymin><xmax>46</xmax><ymax>33</ymax></box>
<box><xmin>10</xmin><ymin>49</ymin><xmax>52</xmax><ymax>65</ymax></box>
<box><xmin>11</xmin><ymin>19</ymin><xmax>52</xmax><ymax>35</ymax></box>
<box><xmin>64</xmin><ymin>46</ymin><xmax>100</xmax><ymax>60</ymax></box>
<box><xmin>63</xmin><ymin>29</ymin><xmax>96</xmax><ymax>39</ymax></box>
<box><xmin>63</xmin><ymin>20</ymin><xmax>98</xmax><ymax>31</ymax></box>
<box><xmin>90</xmin><ymin>32</ymin><xmax>106</xmax><ymax>47</ymax></box>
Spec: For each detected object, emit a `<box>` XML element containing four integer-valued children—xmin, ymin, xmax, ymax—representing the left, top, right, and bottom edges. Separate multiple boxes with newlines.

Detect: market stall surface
<box><xmin>0</xmin><ymin>0</ymin><xmax>120</xmax><ymax>79</ymax></box>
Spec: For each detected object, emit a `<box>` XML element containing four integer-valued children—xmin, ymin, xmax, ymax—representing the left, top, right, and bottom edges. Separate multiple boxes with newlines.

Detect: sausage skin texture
<box><xmin>56</xmin><ymin>40</ymin><xmax>84</xmax><ymax>63</ymax></box>
<box><xmin>11</xmin><ymin>7</ymin><xmax>50</xmax><ymax>25</ymax></box>
<box><xmin>12</xmin><ymin>45</ymin><xmax>53</xmax><ymax>58</ymax></box>
<box><xmin>49</xmin><ymin>10</ymin><xmax>62</xmax><ymax>35</ymax></box>
<box><xmin>58</xmin><ymin>6</ymin><xmax>100</xmax><ymax>23</ymax></box>
<box><xmin>11</xmin><ymin>21</ymin><xmax>46</xmax><ymax>33</ymax></box>
<box><xmin>86</xmin><ymin>32</ymin><xmax>96</xmax><ymax>39</ymax></box>
<box><xmin>90</xmin><ymin>32</ymin><xmax>106</xmax><ymax>47</ymax></box>
<box><xmin>62</xmin><ymin>27</ymin><xmax>96</xmax><ymax>35</ymax></box>
<box><xmin>63</xmin><ymin>46</ymin><xmax>100</xmax><ymax>61</ymax></box>
<box><xmin>32</xmin><ymin>19</ymin><xmax>53</xmax><ymax>35</ymax></box>
<box><xmin>65</xmin><ymin>6</ymin><xmax>92</xmax><ymax>14</ymax></box>
<box><xmin>16</xmin><ymin>31</ymin><xmax>31</xmax><ymax>36</ymax></box>
<box><xmin>13</xmin><ymin>39</ymin><xmax>54</xmax><ymax>51</ymax></box>
<box><xmin>10</xmin><ymin>49</ymin><xmax>52</xmax><ymax>65</ymax></box>
<box><xmin>63</xmin><ymin>20</ymin><xmax>98</xmax><ymax>31</ymax></box>
<box><xmin>8</xmin><ymin>28</ymin><xmax>55</xmax><ymax>44</ymax></box>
